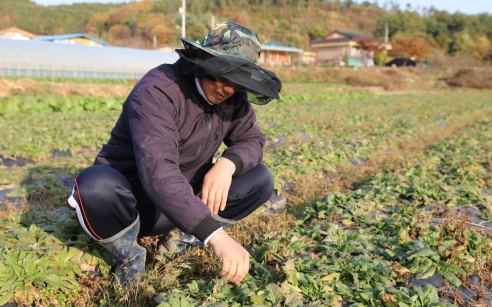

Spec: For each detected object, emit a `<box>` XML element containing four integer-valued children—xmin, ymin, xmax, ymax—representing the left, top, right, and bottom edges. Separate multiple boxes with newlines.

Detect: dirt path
<box><xmin>0</xmin><ymin>78</ymin><xmax>134</xmax><ymax>97</ymax></box>
<box><xmin>1</xmin><ymin>66</ymin><xmax>490</xmax><ymax>98</ymax></box>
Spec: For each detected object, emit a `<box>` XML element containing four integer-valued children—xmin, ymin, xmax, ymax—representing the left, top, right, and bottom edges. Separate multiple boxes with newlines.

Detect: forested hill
<box><xmin>1</xmin><ymin>0</ymin><xmax>491</xmax><ymax>63</ymax></box>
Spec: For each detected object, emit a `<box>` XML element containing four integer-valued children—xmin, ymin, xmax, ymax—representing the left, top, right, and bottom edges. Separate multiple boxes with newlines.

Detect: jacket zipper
<box><xmin>185</xmin><ymin>112</ymin><xmax>212</xmax><ymax>169</ymax></box>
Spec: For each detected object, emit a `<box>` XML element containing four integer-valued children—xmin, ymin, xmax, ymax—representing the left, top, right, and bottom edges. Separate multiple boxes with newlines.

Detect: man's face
<box><xmin>199</xmin><ymin>77</ymin><xmax>240</xmax><ymax>104</ymax></box>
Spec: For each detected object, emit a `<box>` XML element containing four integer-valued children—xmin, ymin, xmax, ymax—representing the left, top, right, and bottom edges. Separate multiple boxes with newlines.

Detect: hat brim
<box><xmin>178</xmin><ymin>37</ymin><xmax>281</xmax><ymax>103</ymax></box>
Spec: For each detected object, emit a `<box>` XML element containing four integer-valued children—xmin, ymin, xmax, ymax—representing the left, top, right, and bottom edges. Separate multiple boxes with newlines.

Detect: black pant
<box><xmin>71</xmin><ymin>163</ymin><xmax>273</xmax><ymax>240</ymax></box>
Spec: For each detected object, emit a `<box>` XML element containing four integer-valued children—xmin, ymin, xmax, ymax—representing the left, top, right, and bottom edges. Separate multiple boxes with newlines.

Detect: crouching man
<box><xmin>67</xmin><ymin>21</ymin><xmax>282</xmax><ymax>285</ymax></box>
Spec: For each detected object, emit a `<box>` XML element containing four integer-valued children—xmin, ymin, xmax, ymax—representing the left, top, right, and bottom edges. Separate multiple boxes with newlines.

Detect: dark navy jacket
<box><xmin>94</xmin><ymin>59</ymin><xmax>265</xmax><ymax>242</ymax></box>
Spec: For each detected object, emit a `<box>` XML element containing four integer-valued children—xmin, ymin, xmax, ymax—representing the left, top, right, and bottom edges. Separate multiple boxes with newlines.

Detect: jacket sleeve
<box><xmin>127</xmin><ymin>83</ymin><xmax>220</xmax><ymax>242</ymax></box>
<box><xmin>222</xmin><ymin>98</ymin><xmax>266</xmax><ymax>176</ymax></box>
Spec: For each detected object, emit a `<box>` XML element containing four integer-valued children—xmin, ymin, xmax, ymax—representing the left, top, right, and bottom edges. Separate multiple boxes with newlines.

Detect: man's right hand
<box><xmin>207</xmin><ymin>228</ymin><xmax>250</xmax><ymax>284</ymax></box>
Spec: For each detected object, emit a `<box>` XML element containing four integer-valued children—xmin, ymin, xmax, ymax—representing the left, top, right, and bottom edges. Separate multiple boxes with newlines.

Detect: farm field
<box><xmin>0</xmin><ymin>75</ymin><xmax>491</xmax><ymax>306</ymax></box>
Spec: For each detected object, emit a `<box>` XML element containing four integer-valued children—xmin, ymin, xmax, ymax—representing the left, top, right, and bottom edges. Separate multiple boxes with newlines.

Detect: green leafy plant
<box><xmin>0</xmin><ymin>209</ymin><xmax>111</xmax><ymax>305</ymax></box>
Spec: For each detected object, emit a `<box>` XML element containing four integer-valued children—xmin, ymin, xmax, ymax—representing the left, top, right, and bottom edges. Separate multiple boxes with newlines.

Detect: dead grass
<box><xmin>0</xmin><ymin>78</ymin><xmax>133</xmax><ymax>98</ymax></box>
<box><xmin>1</xmin><ymin>66</ymin><xmax>489</xmax><ymax>99</ymax></box>
<box><xmin>232</xmin><ymin>210</ymin><xmax>298</xmax><ymax>246</ymax></box>
<box><xmin>423</xmin><ymin>205</ymin><xmax>492</xmax><ymax>306</ymax></box>
<box><xmin>271</xmin><ymin>66</ymin><xmax>444</xmax><ymax>91</ymax></box>
<box><xmin>444</xmin><ymin>68</ymin><xmax>492</xmax><ymax>90</ymax></box>
<box><xmin>0</xmin><ymin>201</ymin><xmax>27</xmax><ymax>220</ymax></box>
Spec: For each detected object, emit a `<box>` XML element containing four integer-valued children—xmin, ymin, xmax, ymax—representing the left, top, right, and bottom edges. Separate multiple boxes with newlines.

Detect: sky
<box><xmin>31</xmin><ymin>0</ymin><xmax>492</xmax><ymax>15</ymax></box>
<box><xmin>361</xmin><ymin>0</ymin><xmax>492</xmax><ymax>15</ymax></box>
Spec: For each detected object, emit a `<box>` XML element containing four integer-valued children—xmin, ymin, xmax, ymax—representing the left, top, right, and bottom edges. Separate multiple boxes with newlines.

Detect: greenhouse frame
<box><xmin>0</xmin><ymin>38</ymin><xmax>180</xmax><ymax>79</ymax></box>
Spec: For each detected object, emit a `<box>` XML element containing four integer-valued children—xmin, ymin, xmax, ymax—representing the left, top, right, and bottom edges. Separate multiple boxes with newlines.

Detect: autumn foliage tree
<box><xmin>86</xmin><ymin>1</ymin><xmax>177</xmax><ymax>48</ymax></box>
<box><xmin>356</xmin><ymin>36</ymin><xmax>386</xmax><ymax>55</ymax></box>
<box><xmin>390</xmin><ymin>34</ymin><xmax>432</xmax><ymax>60</ymax></box>
<box><xmin>354</xmin><ymin>36</ymin><xmax>390</xmax><ymax>66</ymax></box>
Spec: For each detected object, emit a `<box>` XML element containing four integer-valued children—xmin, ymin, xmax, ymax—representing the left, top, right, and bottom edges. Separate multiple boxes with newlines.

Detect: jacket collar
<box><xmin>195</xmin><ymin>78</ymin><xmax>214</xmax><ymax>106</ymax></box>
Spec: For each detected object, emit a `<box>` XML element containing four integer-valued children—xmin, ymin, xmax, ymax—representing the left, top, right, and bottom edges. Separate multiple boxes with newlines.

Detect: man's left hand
<box><xmin>201</xmin><ymin>158</ymin><xmax>235</xmax><ymax>215</ymax></box>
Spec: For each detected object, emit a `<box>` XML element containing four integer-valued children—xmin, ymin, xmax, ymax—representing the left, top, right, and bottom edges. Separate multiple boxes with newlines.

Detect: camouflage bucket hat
<box><xmin>181</xmin><ymin>21</ymin><xmax>261</xmax><ymax>64</ymax></box>
<box><xmin>177</xmin><ymin>21</ymin><xmax>282</xmax><ymax>105</ymax></box>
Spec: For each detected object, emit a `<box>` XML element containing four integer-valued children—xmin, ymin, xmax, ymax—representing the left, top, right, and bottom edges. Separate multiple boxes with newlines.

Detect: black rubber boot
<box><xmin>99</xmin><ymin>217</ymin><xmax>146</xmax><ymax>285</ymax></box>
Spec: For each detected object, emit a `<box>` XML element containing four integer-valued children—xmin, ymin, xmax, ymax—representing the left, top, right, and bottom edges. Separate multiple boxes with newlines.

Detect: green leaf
<box><xmin>157</xmin><ymin>292</ymin><xmax>195</xmax><ymax>307</ymax></box>
<box><xmin>407</xmin><ymin>248</ymin><xmax>438</xmax><ymax>260</ymax></box>
<box><xmin>0</xmin><ymin>290</ymin><xmax>15</xmax><ymax>306</ymax></box>
<box><xmin>415</xmin><ymin>266</ymin><xmax>436</xmax><ymax>280</ymax></box>
<box><xmin>384</xmin><ymin>249</ymin><xmax>395</xmax><ymax>258</ymax></box>
<box><xmin>443</xmin><ymin>263</ymin><xmax>466</xmax><ymax>276</ymax></box>
<box><xmin>250</xmin><ymin>294</ymin><xmax>266</xmax><ymax>304</ymax></box>
<box><xmin>422</xmin><ymin>286</ymin><xmax>439</xmax><ymax>303</ymax></box>
<box><xmin>265</xmin><ymin>283</ymin><xmax>285</xmax><ymax>305</ymax></box>
<box><xmin>439</xmin><ymin>270</ymin><xmax>462</xmax><ymax>287</ymax></box>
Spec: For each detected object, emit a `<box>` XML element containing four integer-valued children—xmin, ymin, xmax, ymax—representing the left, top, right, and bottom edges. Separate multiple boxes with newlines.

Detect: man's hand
<box><xmin>208</xmin><ymin>229</ymin><xmax>250</xmax><ymax>283</ymax></box>
<box><xmin>201</xmin><ymin>158</ymin><xmax>235</xmax><ymax>215</ymax></box>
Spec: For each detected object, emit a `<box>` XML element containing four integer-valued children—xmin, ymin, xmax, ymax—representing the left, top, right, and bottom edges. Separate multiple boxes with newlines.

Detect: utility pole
<box><xmin>385</xmin><ymin>23</ymin><xmax>389</xmax><ymax>43</ymax></box>
<box><xmin>181</xmin><ymin>0</ymin><xmax>186</xmax><ymax>38</ymax></box>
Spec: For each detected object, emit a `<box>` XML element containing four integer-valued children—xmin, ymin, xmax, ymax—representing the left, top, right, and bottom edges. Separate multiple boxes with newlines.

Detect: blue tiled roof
<box><xmin>261</xmin><ymin>43</ymin><xmax>303</xmax><ymax>53</ymax></box>
<box><xmin>32</xmin><ymin>33</ymin><xmax>109</xmax><ymax>46</ymax></box>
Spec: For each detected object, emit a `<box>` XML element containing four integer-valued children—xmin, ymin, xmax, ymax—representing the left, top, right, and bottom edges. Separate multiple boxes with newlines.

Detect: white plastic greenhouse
<box><xmin>0</xmin><ymin>38</ymin><xmax>180</xmax><ymax>79</ymax></box>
